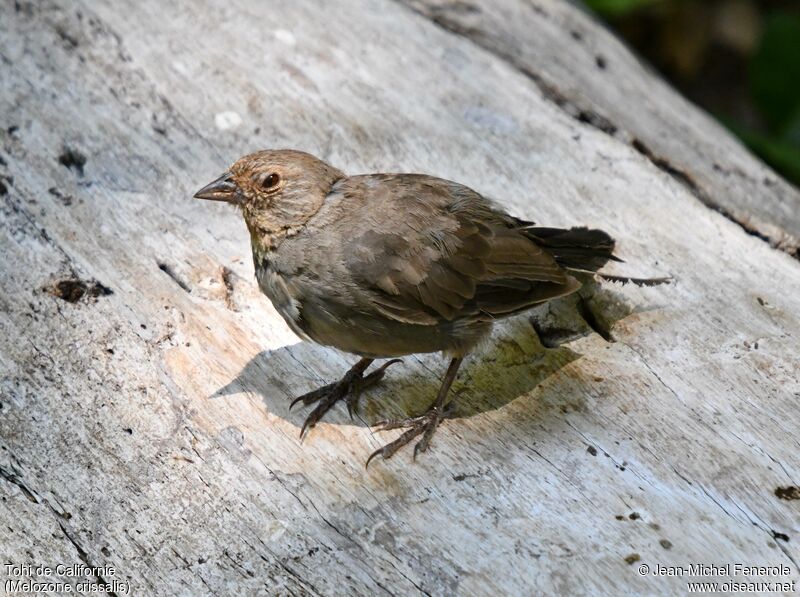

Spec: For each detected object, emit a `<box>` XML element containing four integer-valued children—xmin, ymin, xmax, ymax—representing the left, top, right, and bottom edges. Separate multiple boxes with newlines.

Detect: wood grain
<box><xmin>1</xmin><ymin>0</ymin><xmax>798</xmax><ymax>594</ymax></box>
<box><xmin>400</xmin><ymin>0</ymin><xmax>800</xmax><ymax>256</ymax></box>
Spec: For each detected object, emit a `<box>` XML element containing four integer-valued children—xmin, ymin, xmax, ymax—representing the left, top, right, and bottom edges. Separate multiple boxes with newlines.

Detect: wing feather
<box><xmin>342</xmin><ymin>175</ymin><xmax>581</xmax><ymax>324</ymax></box>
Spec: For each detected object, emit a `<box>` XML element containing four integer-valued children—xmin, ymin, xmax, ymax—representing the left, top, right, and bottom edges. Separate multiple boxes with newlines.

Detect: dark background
<box><xmin>586</xmin><ymin>0</ymin><xmax>800</xmax><ymax>187</ymax></box>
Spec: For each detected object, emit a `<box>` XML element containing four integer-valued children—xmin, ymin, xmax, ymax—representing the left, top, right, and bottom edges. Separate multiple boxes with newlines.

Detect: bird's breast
<box><xmin>254</xmin><ymin>254</ymin><xmax>310</xmax><ymax>340</ymax></box>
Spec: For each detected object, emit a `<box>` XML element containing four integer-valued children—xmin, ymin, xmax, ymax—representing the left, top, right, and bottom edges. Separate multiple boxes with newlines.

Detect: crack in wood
<box><xmin>0</xmin><ymin>457</ymin><xmax>118</xmax><ymax>596</ymax></box>
<box><xmin>395</xmin><ymin>0</ymin><xmax>800</xmax><ymax>260</ymax></box>
<box><xmin>157</xmin><ymin>261</ymin><xmax>192</xmax><ymax>293</ymax></box>
<box><xmin>57</xmin><ymin>521</ymin><xmax>120</xmax><ymax>597</ymax></box>
<box><xmin>0</xmin><ymin>463</ymin><xmax>40</xmax><ymax>504</ymax></box>
<box><xmin>4</xmin><ymin>0</ymin><xmax>800</xmax><ymax>592</ymax></box>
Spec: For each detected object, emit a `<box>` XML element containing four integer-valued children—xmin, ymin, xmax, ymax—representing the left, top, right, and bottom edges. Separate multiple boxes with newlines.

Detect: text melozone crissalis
<box><xmin>195</xmin><ymin>149</ymin><xmax>663</xmax><ymax>464</ymax></box>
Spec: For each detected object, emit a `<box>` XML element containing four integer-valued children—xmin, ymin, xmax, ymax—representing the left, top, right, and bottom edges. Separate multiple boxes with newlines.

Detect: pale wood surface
<box><xmin>1</xmin><ymin>0</ymin><xmax>798</xmax><ymax>595</ymax></box>
<box><xmin>401</xmin><ymin>0</ymin><xmax>800</xmax><ymax>255</ymax></box>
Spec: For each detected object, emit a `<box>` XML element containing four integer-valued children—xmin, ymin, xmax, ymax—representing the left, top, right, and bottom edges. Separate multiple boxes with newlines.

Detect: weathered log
<box><xmin>1</xmin><ymin>0</ymin><xmax>798</xmax><ymax>594</ymax></box>
<box><xmin>401</xmin><ymin>0</ymin><xmax>800</xmax><ymax>255</ymax></box>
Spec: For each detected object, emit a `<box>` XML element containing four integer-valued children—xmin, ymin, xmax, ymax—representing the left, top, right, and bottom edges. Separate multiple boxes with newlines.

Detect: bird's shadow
<box><xmin>211</xmin><ymin>279</ymin><xmax>643</xmax><ymax>427</ymax></box>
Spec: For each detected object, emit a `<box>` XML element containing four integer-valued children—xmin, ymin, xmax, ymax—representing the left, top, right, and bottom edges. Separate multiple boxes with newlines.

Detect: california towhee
<box><xmin>195</xmin><ymin>149</ymin><xmax>666</xmax><ymax>464</ymax></box>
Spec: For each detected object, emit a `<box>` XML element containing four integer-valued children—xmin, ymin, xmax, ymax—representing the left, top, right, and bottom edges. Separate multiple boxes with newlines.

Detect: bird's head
<box><xmin>194</xmin><ymin>149</ymin><xmax>344</xmax><ymax>247</ymax></box>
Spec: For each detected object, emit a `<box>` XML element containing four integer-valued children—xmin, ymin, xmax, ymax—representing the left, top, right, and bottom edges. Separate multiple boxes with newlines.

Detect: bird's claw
<box><xmin>291</xmin><ymin>359</ymin><xmax>403</xmax><ymax>439</ymax></box>
<box><xmin>346</xmin><ymin>358</ymin><xmax>403</xmax><ymax>418</ymax></box>
<box><xmin>298</xmin><ymin>382</ymin><xmax>349</xmax><ymax>439</ymax></box>
<box><xmin>290</xmin><ymin>381</ymin><xmax>337</xmax><ymax>410</ymax></box>
<box><xmin>366</xmin><ymin>402</ymin><xmax>453</xmax><ymax>467</ymax></box>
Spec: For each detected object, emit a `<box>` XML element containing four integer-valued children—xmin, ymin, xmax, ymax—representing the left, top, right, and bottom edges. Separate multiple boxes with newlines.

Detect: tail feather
<box><xmin>567</xmin><ymin>268</ymin><xmax>673</xmax><ymax>287</ymax></box>
<box><xmin>526</xmin><ymin>226</ymin><xmax>621</xmax><ymax>271</ymax></box>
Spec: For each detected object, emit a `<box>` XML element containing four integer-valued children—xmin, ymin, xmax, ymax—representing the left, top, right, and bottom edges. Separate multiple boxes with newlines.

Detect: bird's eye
<box><xmin>262</xmin><ymin>173</ymin><xmax>280</xmax><ymax>189</ymax></box>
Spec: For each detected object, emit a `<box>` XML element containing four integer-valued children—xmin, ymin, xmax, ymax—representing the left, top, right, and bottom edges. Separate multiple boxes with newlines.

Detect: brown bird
<box><xmin>195</xmin><ymin>149</ymin><xmax>663</xmax><ymax>464</ymax></box>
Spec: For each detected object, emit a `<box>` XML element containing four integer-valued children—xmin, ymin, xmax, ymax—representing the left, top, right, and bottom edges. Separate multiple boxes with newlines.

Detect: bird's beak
<box><xmin>194</xmin><ymin>172</ymin><xmax>241</xmax><ymax>204</ymax></box>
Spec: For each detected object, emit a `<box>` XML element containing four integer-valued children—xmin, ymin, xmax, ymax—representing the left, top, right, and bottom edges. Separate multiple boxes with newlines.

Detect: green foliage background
<box><xmin>585</xmin><ymin>0</ymin><xmax>800</xmax><ymax>187</ymax></box>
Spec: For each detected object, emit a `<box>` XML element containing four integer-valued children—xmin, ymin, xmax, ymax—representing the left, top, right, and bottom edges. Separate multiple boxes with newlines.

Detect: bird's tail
<box><xmin>526</xmin><ymin>226</ymin><xmax>671</xmax><ymax>287</ymax></box>
<box><xmin>526</xmin><ymin>226</ymin><xmax>620</xmax><ymax>271</ymax></box>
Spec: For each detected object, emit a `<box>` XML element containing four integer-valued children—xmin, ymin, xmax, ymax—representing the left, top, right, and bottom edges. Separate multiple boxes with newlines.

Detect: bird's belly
<box><xmin>299</xmin><ymin>299</ymin><xmax>491</xmax><ymax>358</ymax></box>
<box><xmin>255</xmin><ymin>261</ymin><xmax>489</xmax><ymax>357</ymax></box>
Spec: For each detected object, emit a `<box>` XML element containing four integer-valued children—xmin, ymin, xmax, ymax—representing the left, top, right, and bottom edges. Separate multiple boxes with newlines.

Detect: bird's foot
<box><xmin>366</xmin><ymin>402</ymin><xmax>455</xmax><ymax>467</ymax></box>
<box><xmin>290</xmin><ymin>359</ymin><xmax>403</xmax><ymax>438</ymax></box>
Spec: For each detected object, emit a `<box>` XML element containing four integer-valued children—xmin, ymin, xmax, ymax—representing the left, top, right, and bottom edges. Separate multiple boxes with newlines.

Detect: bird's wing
<box><xmin>340</xmin><ymin>175</ymin><xmax>580</xmax><ymax>325</ymax></box>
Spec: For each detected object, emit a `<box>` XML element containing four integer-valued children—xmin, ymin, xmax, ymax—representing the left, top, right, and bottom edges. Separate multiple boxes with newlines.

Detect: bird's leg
<box><xmin>290</xmin><ymin>358</ymin><xmax>403</xmax><ymax>438</ymax></box>
<box><xmin>367</xmin><ymin>357</ymin><xmax>464</xmax><ymax>466</ymax></box>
